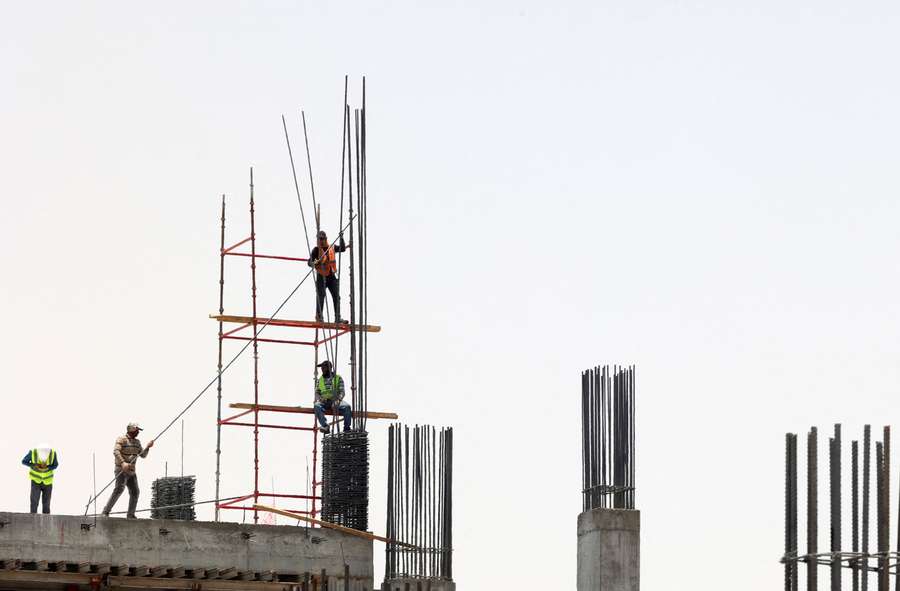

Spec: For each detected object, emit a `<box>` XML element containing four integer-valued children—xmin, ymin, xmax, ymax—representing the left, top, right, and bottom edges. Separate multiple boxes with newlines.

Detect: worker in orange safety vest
<box><xmin>308</xmin><ymin>229</ymin><xmax>351</xmax><ymax>323</ymax></box>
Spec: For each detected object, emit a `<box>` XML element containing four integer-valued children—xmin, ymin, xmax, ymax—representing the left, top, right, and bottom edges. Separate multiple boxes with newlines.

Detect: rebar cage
<box><xmin>581</xmin><ymin>364</ymin><xmax>636</xmax><ymax>511</ymax></box>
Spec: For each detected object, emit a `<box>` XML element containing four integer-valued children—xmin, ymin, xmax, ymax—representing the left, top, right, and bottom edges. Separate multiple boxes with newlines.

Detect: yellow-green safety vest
<box><xmin>317</xmin><ymin>374</ymin><xmax>343</xmax><ymax>402</ymax></box>
<box><xmin>28</xmin><ymin>449</ymin><xmax>55</xmax><ymax>485</ymax></box>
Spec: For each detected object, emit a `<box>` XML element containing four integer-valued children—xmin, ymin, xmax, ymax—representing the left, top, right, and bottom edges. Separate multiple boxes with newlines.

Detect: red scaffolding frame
<box><xmin>212</xmin><ymin>177</ymin><xmax>387</xmax><ymax>524</ymax></box>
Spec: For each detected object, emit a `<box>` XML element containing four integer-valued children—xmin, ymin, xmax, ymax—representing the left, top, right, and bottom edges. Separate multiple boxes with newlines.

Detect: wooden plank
<box><xmin>258</xmin><ymin>571</ymin><xmax>275</xmax><ymax>582</ymax></box>
<box><xmin>77</xmin><ymin>562</ymin><xmax>91</xmax><ymax>573</ymax></box>
<box><xmin>189</xmin><ymin>568</ymin><xmax>206</xmax><ymax>579</ymax></box>
<box><xmin>150</xmin><ymin>566</ymin><xmax>168</xmax><ymax>578</ymax></box>
<box><xmin>238</xmin><ymin>571</ymin><xmax>257</xmax><ymax>581</ymax></box>
<box><xmin>169</xmin><ymin>565</ymin><xmax>186</xmax><ymax>578</ymax></box>
<box><xmin>33</xmin><ymin>560</ymin><xmax>48</xmax><ymax>572</ymax></box>
<box><xmin>254</xmin><ymin>504</ymin><xmax>414</xmax><ymax>547</ymax></box>
<box><xmin>132</xmin><ymin>565</ymin><xmax>150</xmax><ymax>577</ymax></box>
<box><xmin>230</xmin><ymin>402</ymin><xmax>398</xmax><ymax>420</ymax></box>
<box><xmin>108</xmin><ymin>574</ymin><xmax>306</xmax><ymax>590</ymax></box>
<box><xmin>210</xmin><ymin>314</ymin><xmax>381</xmax><ymax>333</ymax></box>
<box><xmin>0</xmin><ymin>569</ymin><xmax>96</xmax><ymax>587</ymax></box>
<box><xmin>95</xmin><ymin>564</ymin><xmax>111</xmax><ymax>575</ymax></box>
<box><xmin>219</xmin><ymin>567</ymin><xmax>238</xmax><ymax>580</ymax></box>
<box><xmin>206</xmin><ymin>567</ymin><xmax>221</xmax><ymax>579</ymax></box>
<box><xmin>2</xmin><ymin>559</ymin><xmax>20</xmax><ymax>570</ymax></box>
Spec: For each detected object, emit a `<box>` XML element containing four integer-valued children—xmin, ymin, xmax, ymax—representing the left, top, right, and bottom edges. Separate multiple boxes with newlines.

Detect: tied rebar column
<box><xmin>384</xmin><ymin>424</ymin><xmax>453</xmax><ymax>585</ymax></box>
<box><xmin>151</xmin><ymin>476</ymin><xmax>196</xmax><ymax>520</ymax></box>
<box><xmin>321</xmin><ymin>431</ymin><xmax>369</xmax><ymax>531</ymax></box>
<box><xmin>782</xmin><ymin>425</ymin><xmax>900</xmax><ymax>588</ymax></box>
<box><xmin>581</xmin><ymin>365</ymin><xmax>636</xmax><ymax>510</ymax></box>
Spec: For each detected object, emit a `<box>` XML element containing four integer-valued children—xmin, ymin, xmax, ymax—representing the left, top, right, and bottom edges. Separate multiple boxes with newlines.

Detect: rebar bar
<box><xmin>809</xmin><ymin>427</ymin><xmax>818</xmax><ymax>591</ymax></box>
<box><xmin>833</xmin><ymin>424</ymin><xmax>842</xmax><ymax>591</ymax></box>
<box><xmin>581</xmin><ymin>365</ymin><xmax>636</xmax><ymax>510</ymax></box>
<box><xmin>786</xmin><ymin>432</ymin><xmax>798</xmax><ymax>591</ymax></box>
<box><xmin>854</xmin><ymin>440</ymin><xmax>860</xmax><ymax>591</ymax></box>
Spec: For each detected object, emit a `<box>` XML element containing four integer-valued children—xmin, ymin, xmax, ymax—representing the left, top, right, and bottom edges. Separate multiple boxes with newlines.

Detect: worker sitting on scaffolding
<box><xmin>309</xmin><ymin>229</ymin><xmax>350</xmax><ymax>323</ymax></box>
<box><xmin>313</xmin><ymin>360</ymin><xmax>352</xmax><ymax>434</ymax></box>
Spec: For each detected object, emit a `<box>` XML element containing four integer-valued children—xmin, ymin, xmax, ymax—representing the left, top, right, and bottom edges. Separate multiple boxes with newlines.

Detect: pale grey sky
<box><xmin>3</xmin><ymin>1</ymin><xmax>900</xmax><ymax>588</ymax></box>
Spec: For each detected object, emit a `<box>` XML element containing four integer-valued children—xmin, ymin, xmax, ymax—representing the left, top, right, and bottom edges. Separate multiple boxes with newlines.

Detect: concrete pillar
<box><xmin>577</xmin><ymin>508</ymin><xmax>640</xmax><ymax>591</ymax></box>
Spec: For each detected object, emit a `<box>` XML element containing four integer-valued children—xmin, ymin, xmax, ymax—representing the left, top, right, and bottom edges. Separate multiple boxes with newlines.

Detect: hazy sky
<box><xmin>3</xmin><ymin>1</ymin><xmax>900</xmax><ymax>588</ymax></box>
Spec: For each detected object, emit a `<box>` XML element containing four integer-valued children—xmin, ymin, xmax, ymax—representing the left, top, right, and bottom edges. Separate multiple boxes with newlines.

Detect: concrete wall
<box><xmin>381</xmin><ymin>578</ymin><xmax>455</xmax><ymax>591</ymax></box>
<box><xmin>0</xmin><ymin>512</ymin><xmax>372</xmax><ymax>588</ymax></box>
<box><xmin>577</xmin><ymin>508</ymin><xmax>639</xmax><ymax>591</ymax></box>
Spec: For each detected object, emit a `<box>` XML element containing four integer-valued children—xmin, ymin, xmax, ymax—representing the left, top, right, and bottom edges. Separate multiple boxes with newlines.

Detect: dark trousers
<box><xmin>102</xmin><ymin>472</ymin><xmax>140</xmax><ymax>518</ymax></box>
<box><xmin>315</xmin><ymin>273</ymin><xmax>340</xmax><ymax>321</ymax></box>
<box><xmin>29</xmin><ymin>482</ymin><xmax>52</xmax><ymax>514</ymax></box>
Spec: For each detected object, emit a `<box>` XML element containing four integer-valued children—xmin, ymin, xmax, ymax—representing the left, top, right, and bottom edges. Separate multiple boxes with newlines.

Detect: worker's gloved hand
<box><xmin>147</xmin><ymin>440</ymin><xmax>155</xmax><ymax>449</ymax></box>
<box><xmin>36</xmin><ymin>463</ymin><xmax>47</xmax><ymax>471</ymax></box>
<box><xmin>122</xmin><ymin>463</ymin><xmax>133</xmax><ymax>473</ymax></box>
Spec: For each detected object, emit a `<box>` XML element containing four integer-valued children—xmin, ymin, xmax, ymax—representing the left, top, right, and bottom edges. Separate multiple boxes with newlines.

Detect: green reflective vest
<box><xmin>28</xmin><ymin>449</ymin><xmax>55</xmax><ymax>485</ymax></box>
<box><xmin>317</xmin><ymin>374</ymin><xmax>343</xmax><ymax>402</ymax></box>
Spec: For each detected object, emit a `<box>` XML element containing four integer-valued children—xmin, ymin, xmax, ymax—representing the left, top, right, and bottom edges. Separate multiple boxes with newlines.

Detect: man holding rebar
<box><xmin>102</xmin><ymin>422</ymin><xmax>154</xmax><ymax>518</ymax></box>
<box><xmin>308</xmin><ymin>229</ymin><xmax>350</xmax><ymax>323</ymax></box>
<box><xmin>313</xmin><ymin>360</ymin><xmax>352</xmax><ymax>434</ymax></box>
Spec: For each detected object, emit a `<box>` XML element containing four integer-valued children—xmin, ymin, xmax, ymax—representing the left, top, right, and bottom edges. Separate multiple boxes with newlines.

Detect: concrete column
<box><xmin>577</xmin><ymin>508</ymin><xmax>640</xmax><ymax>591</ymax></box>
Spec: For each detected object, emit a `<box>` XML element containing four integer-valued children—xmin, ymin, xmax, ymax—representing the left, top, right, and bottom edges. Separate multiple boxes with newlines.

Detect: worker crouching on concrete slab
<box><xmin>22</xmin><ymin>444</ymin><xmax>58</xmax><ymax>514</ymax></box>
<box><xmin>102</xmin><ymin>422</ymin><xmax>154</xmax><ymax>518</ymax></box>
<box><xmin>314</xmin><ymin>360</ymin><xmax>352</xmax><ymax>434</ymax></box>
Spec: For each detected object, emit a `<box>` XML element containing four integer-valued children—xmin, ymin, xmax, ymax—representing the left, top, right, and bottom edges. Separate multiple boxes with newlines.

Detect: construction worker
<box><xmin>22</xmin><ymin>444</ymin><xmax>57</xmax><ymax>514</ymax></box>
<box><xmin>314</xmin><ymin>360</ymin><xmax>352</xmax><ymax>434</ymax></box>
<box><xmin>102</xmin><ymin>422</ymin><xmax>154</xmax><ymax>518</ymax></box>
<box><xmin>308</xmin><ymin>229</ymin><xmax>350</xmax><ymax>323</ymax></box>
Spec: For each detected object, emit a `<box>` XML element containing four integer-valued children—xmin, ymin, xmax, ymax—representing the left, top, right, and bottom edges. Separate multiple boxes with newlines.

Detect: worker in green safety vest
<box><xmin>313</xmin><ymin>359</ymin><xmax>352</xmax><ymax>434</ymax></box>
<box><xmin>21</xmin><ymin>444</ymin><xmax>58</xmax><ymax>514</ymax></box>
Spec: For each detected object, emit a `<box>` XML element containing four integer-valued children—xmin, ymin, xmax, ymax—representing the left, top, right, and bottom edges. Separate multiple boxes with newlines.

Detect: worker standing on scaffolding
<box><xmin>314</xmin><ymin>360</ymin><xmax>352</xmax><ymax>434</ymax></box>
<box><xmin>308</xmin><ymin>229</ymin><xmax>350</xmax><ymax>323</ymax></box>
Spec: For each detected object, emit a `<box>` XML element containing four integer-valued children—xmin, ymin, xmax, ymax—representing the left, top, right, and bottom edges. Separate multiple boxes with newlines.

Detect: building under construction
<box><xmin>0</xmin><ymin>79</ymin><xmax>455</xmax><ymax>591</ymax></box>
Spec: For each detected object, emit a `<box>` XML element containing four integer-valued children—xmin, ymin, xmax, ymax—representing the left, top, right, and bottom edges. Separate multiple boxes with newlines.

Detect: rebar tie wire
<box><xmin>83</xmin><ymin>217</ymin><xmax>356</xmax><ymax>515</ymax></box>
<box><xmin>781</xmin><ymin>551</ymin><xmax>900</xmax><ymax>572</ymax></box>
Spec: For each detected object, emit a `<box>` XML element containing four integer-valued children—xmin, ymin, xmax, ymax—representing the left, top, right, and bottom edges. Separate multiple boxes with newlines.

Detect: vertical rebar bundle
<box><xmin>384</xmin><ymin>424</ymin><xmax>453</xmax><ymax>583</ymax></box>
<box><xmin>150</xmin><ymin>476</ymin><xmax>196</xmax><ymax>521</ymax></box>
<box><xmin>783</xmin><ymin>425</ymin><xmax>897</xmax><ymax>589</ymax></box>
<box><xmin>581</xmin><ymin>365</ymin><xmax>636</xmax><ymax>511</ymax></box>
<box><xmin>321</xmin><ymin>431</ymin><xmax>369</xmax><ymax>531</ymax></box>
<box><xmin>347</xmin><ymin>78</ymin><xmax>369</xmax><ymax>433</ymax></box>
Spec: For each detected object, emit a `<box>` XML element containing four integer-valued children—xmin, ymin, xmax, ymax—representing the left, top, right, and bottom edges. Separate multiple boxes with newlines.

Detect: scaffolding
<box><xmin>211</xmin><ymin>180</ymin><xmax>387</xmax><ymax>523</ymax></box>
<box><xmin>211</xmin><ymin>79</ymin><xmax>386</xmax><ymax>525</ymax></box>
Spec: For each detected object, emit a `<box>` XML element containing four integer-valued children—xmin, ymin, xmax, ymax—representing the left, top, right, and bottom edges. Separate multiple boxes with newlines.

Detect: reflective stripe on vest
<box><xmin>28</xmin><ymin>449</ymin><xmax>55</xmax><ymax>485</ymax></box>
<box><xmin>316</xmin><ymin>246</ymin><xmax>337</xmax><ymax>277</ymax></box>
<box><xmin>317</xmin><ymin>375</ymin><xmax>342</xmax><ymax>401</ymax></box>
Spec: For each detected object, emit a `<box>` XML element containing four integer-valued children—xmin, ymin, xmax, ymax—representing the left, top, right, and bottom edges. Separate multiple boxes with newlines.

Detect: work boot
<box><xmin>318</xmin><ymin>425</ymin><xmax>329</xmax><ymax>434</ymax></box>
<box><xmin>315</xmin><ymin>314</ymin><xmax>324</xmax><ymax>323</ymax></box>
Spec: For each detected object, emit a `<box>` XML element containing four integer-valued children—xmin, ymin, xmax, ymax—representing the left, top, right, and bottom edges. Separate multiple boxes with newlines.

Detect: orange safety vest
<box><xmin>316</xmin><ymin>246</ymin><xmax>337</xmax><ymax>277</ymax></box>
